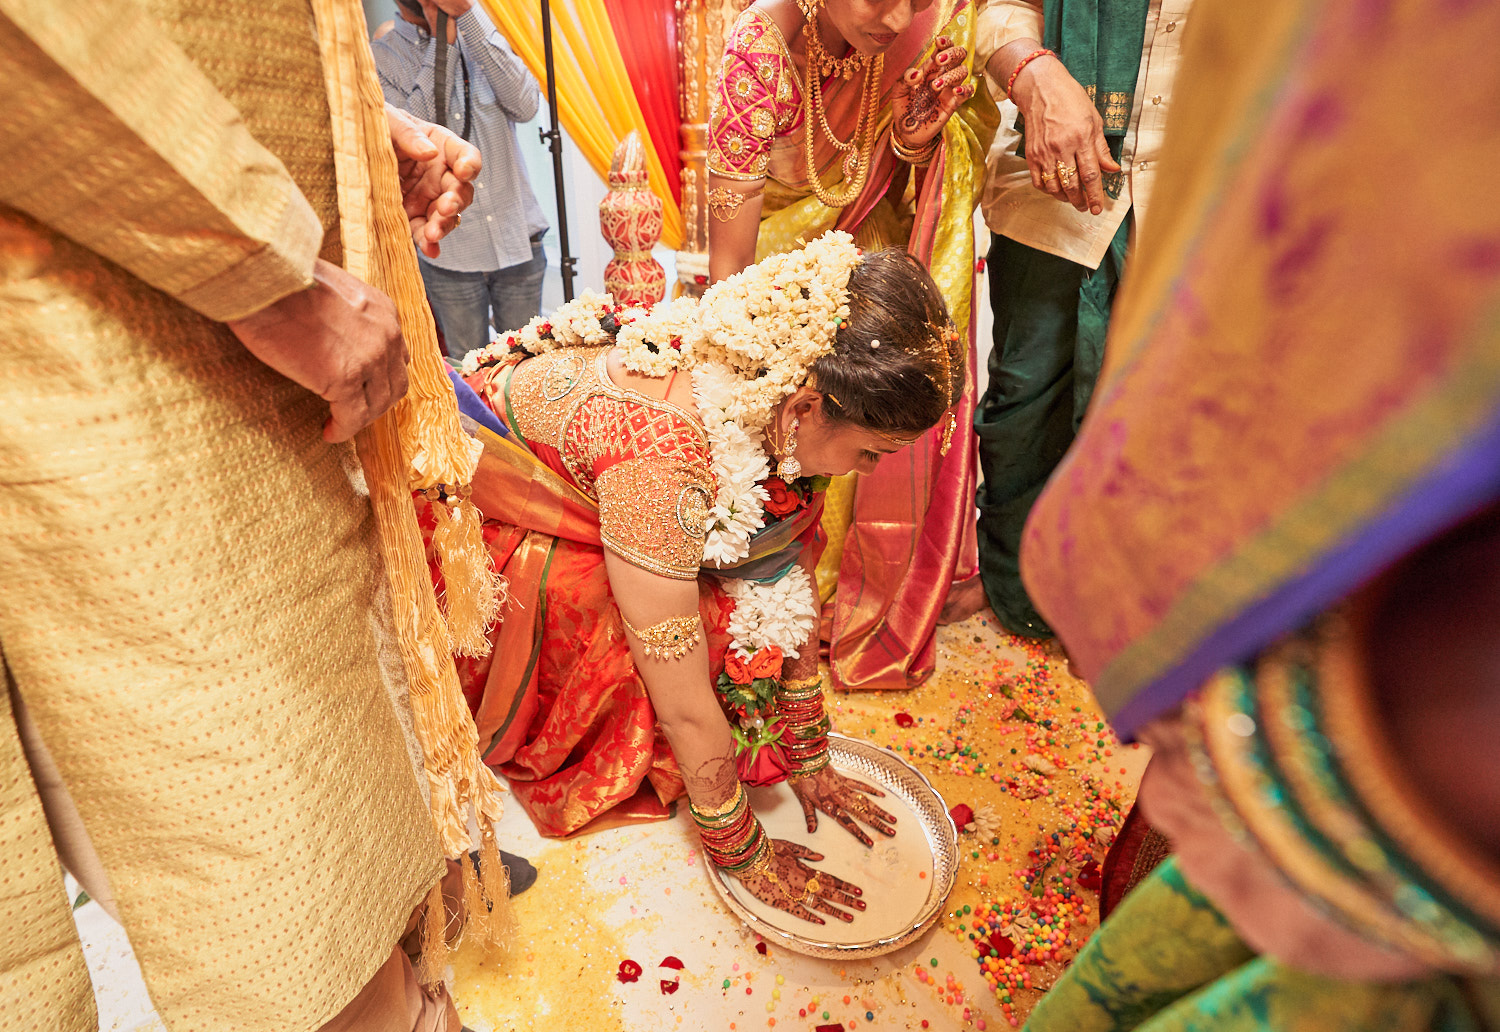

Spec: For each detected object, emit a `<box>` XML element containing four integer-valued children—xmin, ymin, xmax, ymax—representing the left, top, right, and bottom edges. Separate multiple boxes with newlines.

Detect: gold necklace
<box><xmin>799</xmin><ymin>18</ymin><xmax>883</xmax><ymax>209</ymax></box>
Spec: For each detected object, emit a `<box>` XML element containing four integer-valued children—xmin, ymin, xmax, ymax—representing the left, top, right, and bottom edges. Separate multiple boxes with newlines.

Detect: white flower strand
<box><xmin>723</xmin><ymin>565</ymin><xmax>818</xmax><ymax>661</ymax></box>
<box><xmin>692</xmin><ymin>363</ymin><xmax>770</xmax><ymax>568</ymax></box>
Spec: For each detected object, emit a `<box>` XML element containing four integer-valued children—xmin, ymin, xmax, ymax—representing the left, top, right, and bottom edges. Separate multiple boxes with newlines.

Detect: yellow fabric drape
<box><xmin>478</xmin><ymin>0</ymin><xmax>683</xmax><ymax>250</ymax></box>
<box><xmin>310</xmin><ymin>0</ymin><xmax>512</xmax><ymax>974</ymax></box>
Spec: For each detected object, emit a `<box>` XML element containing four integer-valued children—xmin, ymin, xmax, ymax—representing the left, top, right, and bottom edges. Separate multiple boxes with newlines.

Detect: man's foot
<box><xmin>468</xmin><ymin>848</ymin><xmax>538</xmax><ymax>897</ymax></box>
<box><xmin>938</xmin><ymin>576</ymin><xmax>990</xmax><ymax>625</ymax></box>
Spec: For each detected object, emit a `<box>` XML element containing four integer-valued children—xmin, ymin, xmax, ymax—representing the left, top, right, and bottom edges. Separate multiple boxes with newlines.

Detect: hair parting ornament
<box><xmin>933</xmin><ymin>321</ymin><xmax>962</xmax><ymax>455</ymax></box>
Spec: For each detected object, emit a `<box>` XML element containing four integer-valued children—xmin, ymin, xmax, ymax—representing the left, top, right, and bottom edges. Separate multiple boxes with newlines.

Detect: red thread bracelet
<box><xmin>1005</xmin><ymin>47</ymin><xmax>1056</xmax><ymax>97</ymax></box>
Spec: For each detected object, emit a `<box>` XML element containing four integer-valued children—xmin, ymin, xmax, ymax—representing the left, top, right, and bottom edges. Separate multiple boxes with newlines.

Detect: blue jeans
<box><xmin>419</xmin><ymin>239</ymin><xmax>546</xmax><ymax>361</ymax></box>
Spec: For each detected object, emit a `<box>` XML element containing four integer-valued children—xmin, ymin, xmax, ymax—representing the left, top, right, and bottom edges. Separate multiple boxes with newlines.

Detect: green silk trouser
<box><xmin>974</xmin><ymin>223</ymin><xmax>1130</xmax><ymax>637</ymax></box>
<box><xmin>1025</xmin><ymin>858</ymin><xmax>1500</xmax><ymax>1032</ymax></box>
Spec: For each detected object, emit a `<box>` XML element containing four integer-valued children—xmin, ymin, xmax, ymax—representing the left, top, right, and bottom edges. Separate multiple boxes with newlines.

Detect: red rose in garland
<box><xmin>762</xmin><ymin>477</ymin><xmax>803</xmax><ymax>518</ymax></box>
<box><xmin>747</xmin><ymin>644</ymin><xmax>783</xmax><ymax>679</ymax></box>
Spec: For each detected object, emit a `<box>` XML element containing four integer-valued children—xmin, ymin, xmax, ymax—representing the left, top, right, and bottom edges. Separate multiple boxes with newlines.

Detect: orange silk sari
<box><xmin>427</xmin><ymin>371</ymin><xmax>824</xmax><ymax>837</ymax></box>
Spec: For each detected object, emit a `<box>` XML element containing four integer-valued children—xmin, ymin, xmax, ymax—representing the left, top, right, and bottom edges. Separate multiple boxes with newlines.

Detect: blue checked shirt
<box><xmin>373</xmin><ymin>6</ymin><xmax>549</xmax><ymax>274</ymax></box>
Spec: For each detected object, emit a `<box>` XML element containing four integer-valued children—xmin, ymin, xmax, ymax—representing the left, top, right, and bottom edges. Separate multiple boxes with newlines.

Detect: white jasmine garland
<box><xmin>692</xmin><ymin>363</ymin><xmax>770</xmax><ymax>568</ymax></box>
<box><xmin>616</xmin><ymin>294</ymin><xmax>704</xmax><ymax>378</ymax></box>
<box><xmin>548</xmin><ymin>289</ymin><xmax>616</xmax><ymax>346</ymax></box>
<box><xmin>723</xmin><ymin>565</ymin><xmax>818</xmax><ymax>660</ymax></box>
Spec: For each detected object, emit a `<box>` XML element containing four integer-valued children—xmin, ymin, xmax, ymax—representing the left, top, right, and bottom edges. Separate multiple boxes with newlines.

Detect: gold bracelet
<box><xmin>781</xmin><ymin>675</ymin><xmax>823</xmax><ymax>694</ymax></box>
<box><xmin>890</xmin><ymin>133</ymin><xmax>940</xmax><ymax>168</ymax></box>
<box><xmin>621</xmin><ymin>613</ymin><xmax>702</xmax><ymax>661</ymax></box>
<box><xmin>744</xmin><ymin>839</ymin><xmax>775</xmax><ymax>879</ymax></box>
<box><xmin>690</xmin><ymin>781</ymin><xmax>747</xmax><ymax>820</ymax></box>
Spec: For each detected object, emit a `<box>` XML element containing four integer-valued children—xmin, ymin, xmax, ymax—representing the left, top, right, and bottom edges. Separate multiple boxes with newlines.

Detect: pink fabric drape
<box><xmin>602</xmin><ymin>0</ymin><xmax>682</xmax><ymax>205</ymax></box>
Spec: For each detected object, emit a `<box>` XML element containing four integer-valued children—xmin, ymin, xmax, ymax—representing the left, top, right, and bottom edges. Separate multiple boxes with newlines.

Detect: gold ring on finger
<box><xmin>1040</xmin><ymin>170</ymin><xmax>1056</xmax><ymax>182</ymax></box>
<box><xmin>805</xmin><ymin>877</ymin><xmax>821</xmax><ymax>896</ymax></box>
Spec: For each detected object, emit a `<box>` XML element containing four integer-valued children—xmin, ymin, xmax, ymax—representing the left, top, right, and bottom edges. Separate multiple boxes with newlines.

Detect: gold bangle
<box><xmin>891</xmin><ymin>133</ymin><xmax>940</xmax><ymax>168</ymax></box>
<box><xmin>781</xmin><ymin>675</ymin><xmax>823</xmax><ymax>693</ymax></box>
<box><xmin>690</xmin><ymin>781</ymin><xmax>747</xmax><ymax>820</ymax></box>
<box><xmin>621</xmin><ymin>613</ymin><xmax>703</xmax><ymax>661</ymax></box>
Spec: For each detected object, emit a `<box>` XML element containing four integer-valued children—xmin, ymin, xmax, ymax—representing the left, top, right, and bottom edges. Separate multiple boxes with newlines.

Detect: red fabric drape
<box><xmin>601</xmin><ymin>0</ymin><xmax>682</xmax><ymax>204</ymax></box>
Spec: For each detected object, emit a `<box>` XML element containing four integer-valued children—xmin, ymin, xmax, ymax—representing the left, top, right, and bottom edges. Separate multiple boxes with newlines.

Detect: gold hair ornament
<box><xmin>933</xmin><ymin>321</ymin><xmax>963</xmax><ymax>455</ymax></box>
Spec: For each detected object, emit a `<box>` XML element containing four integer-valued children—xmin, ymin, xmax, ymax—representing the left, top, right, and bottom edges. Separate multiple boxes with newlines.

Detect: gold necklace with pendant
<box><xmin>796</xmin><ymin>5</ymin><xmax>883</xmax><ymax>209</ymax></box>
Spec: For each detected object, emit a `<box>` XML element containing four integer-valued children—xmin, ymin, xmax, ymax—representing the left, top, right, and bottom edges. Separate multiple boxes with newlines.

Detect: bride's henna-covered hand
<box><xmin>890</xmin><ymin>36</ymin><xmax>973</xmax><ymax>153</ymax></box>
<box><xmin>733</xmin><ymin>839</ymin><xmax>866</xmax><ymax>925</ymax></box>
<box><xmin>790</xmin><ymin>767</ymin><xmax>897</xmax><ymax>847</ymax></box>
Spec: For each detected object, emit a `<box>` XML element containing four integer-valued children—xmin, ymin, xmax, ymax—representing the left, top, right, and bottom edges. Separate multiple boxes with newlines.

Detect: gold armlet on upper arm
<box><xmin>622</xmin><ymin>613</ymin><xmax>703</xmax><ymax>661</ymax></box>
<box><xmin>709</xmin><ymin>185</ymin><xmax>763</xmax><ymax>222</ymax></box>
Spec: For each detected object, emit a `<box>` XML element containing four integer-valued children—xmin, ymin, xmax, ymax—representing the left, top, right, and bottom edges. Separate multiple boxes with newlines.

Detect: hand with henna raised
<box><xmin>733</xmin><ymin>839</ymin><xmax>867</xmax><ymax>926</ymax></box>
<box><xmin>890</xmin><ymin>36</ymin><xmax>974</xmax><ymax>157</ymax></box>
<box><xmin>790</xmin><ymin>767</ymin><xmax>897</xmax><ymax>847</ymax></box>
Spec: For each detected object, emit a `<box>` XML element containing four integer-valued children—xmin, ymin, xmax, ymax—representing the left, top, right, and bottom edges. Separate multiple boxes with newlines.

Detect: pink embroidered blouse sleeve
<box><xmin>707</xmin><ymin>9</ymin><xmax>802</xmax><ymax>182</ymax></box>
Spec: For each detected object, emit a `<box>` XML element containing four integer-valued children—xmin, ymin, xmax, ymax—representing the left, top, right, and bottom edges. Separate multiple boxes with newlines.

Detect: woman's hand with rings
<box><xmin>733</xmin><ymin>839</ymin><xmax>867</xmax><ymax>925</ymax></box>
<box><xmin>1007</xmin><ymin>53</ymin><xmax>1119</xmax><ymax>214</ymax></box>
<box><xmin>789</xmin><ymin>766</ymin><xmax>897</xmax><ymax>846</ymax></box>
<box><xmin>891</xmin><ymin>36</ymin><xmax>974</xmax><ymax>155</ymax></box>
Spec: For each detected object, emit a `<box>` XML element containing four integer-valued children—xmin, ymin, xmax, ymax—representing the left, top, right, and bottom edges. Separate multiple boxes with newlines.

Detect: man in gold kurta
<box><xmin>0</xmin><ymin>0</ymin><xmax>479</xmax><ymax>1029</ymax></box>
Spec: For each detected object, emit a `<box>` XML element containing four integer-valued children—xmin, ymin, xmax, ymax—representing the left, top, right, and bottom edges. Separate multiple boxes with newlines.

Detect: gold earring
<box><xmin>777</xmin><ymin>419</ymin><xmax>802</xmax><ymax>480</ymax></box>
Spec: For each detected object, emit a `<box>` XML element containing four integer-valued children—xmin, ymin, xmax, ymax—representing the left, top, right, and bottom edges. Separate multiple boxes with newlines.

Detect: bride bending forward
<box><xmin>432</xmin><ymin>233</ymin><xmax>964</xmax><ymax>923</ymax></box>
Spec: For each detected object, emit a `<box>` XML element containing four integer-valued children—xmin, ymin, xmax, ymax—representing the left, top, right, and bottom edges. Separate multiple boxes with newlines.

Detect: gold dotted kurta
<box><xmin>0</xmin><ymin>1</ymin><xmax>444</xmax><ymax>1031</ymax></box>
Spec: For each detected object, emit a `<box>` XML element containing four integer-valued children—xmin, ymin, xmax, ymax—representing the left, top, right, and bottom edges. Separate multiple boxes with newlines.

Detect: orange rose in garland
<box><xmin>723</xmin><ymin>650</ymin><xmax>753</xmax><ymax>685</ymax></box>
<box><xmin>747</xmin><ymin>644</ymin><xmax>783</xmax><ymax>679</ymax></box>
<box><xmin>762</xmin><ymin>477</ymin><xmax>803</xmax><ymax>518</ymax></box>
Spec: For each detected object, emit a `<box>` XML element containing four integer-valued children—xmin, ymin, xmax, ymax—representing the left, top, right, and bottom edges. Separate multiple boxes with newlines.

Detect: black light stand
<box><xmin>538</xmin><ymin>0</ymin><xmax>576</xmax><ymax>301</ymax></box>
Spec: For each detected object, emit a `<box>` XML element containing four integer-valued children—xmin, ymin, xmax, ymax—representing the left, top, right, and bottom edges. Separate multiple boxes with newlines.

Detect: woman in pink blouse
<box><xmin>705</xmin><ymin>0</ymin><xmax>999</xmax><ymax>694</ymax></box>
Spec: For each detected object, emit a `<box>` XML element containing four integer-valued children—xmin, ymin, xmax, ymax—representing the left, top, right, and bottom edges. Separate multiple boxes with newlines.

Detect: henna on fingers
<box><xmin>792</xmin><ymin>766</ymin><xmax>900</xmax><ymax>843</ymax></box>
<box><xmin>733</xmin><ymin>838</ymin><xmax>866</xmax><ymax>925</ymax></box>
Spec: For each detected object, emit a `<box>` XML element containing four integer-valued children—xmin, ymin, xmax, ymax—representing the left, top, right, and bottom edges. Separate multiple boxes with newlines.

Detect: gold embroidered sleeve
<box><xmin>596</xmin><ymin>456</ymin><xmax>714</xmax><ymax>580</ymax></box>
<box><xmin>0</xmin><ymin>0</ymin><xmax>321</xmax><ymax>321</ymax></box>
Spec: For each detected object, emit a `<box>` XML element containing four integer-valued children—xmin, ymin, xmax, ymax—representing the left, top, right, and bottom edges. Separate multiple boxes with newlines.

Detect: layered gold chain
<box><xmin>796</xmin><ymin>2</ymin><xmax>884</xmax><ymax>209</ymax></box>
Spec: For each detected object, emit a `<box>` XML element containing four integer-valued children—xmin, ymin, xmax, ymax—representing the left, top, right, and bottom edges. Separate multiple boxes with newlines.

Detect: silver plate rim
<box><xmin>702</xmin><ymin>732</ymin><xmax>959</xmax><ymax>958</ymax></box>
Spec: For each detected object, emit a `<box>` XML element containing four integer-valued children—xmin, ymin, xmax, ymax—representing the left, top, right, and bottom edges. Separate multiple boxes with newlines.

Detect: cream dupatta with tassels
<box><xmin>308</xmin><ymin>0</ymin><xmax>511</xmax><ymax>979</ymax></box>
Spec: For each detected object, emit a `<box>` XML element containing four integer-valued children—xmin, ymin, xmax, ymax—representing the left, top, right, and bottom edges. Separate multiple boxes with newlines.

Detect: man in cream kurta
<box><xmin>971</xmin><ymin>0</ymin><xmax>1192</xmax><ymax>638</ymax></box>
<box><xmin>0</xmin><ymin>1</ymin><xmax>476</xmax><ymax>1030</ymax></box>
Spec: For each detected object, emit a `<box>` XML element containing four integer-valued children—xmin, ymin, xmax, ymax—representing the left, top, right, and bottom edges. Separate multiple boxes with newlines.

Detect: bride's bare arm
<box><xmin>602</xmin><ymin>549</ymin><xmax>866</xmax><ymax>923</ymax></box>
<box><xmin>602</xmin><ymin>550</ymin><xmax>739</xmax><ymax>808</ymax></box>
